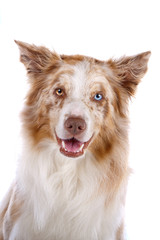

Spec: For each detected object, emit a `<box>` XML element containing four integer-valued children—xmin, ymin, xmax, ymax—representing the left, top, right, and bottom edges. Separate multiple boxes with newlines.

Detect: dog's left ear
<box><xmin>108</xmin><ymin>51</ymin><xmax>151</xmax><ymax>96</ymax></box>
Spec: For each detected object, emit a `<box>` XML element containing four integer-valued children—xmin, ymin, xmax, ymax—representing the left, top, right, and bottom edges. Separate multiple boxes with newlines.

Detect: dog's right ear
<box><xmin>15</xmin><ymin>40</ymin><xmax>61</xmax><ymax>74</ymax></box>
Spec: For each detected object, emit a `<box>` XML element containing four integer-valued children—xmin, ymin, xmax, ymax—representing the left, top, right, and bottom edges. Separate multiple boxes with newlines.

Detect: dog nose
<box><xmin>64</xmin><ymin>117</ymin><xmax>86</xmax><ymax>136</ymax></box>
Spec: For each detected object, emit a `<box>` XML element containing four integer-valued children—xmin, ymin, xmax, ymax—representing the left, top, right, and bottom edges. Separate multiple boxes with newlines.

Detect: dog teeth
<box><xmin>79</xmin><ymin>144</ymin><xmax>84</xmax><ymax>151</ymax></box>
<box><xmin>76</xmin><ymin>144</ymin><xmax>84</xmax><ymax>153</ymax></box>
<box><xmin>62</xmin><ymin>141</ymin><xmax>68</xmax><ymax>152</ymax></box>
<box><xmin>62</xmin><ymin>141</ymin><xmax>65</xmax><ymax>149</ymax></box>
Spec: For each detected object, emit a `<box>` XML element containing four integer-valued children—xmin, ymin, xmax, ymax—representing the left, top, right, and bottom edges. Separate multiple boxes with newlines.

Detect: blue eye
<box><xmin>94</xmin><ymin>93</ymin><xmax>103</xmax><ymax>101</ymax></box>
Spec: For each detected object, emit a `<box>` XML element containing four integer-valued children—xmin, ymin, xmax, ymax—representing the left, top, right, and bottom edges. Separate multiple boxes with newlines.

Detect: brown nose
<box><xmin>64</xmin><ymin>117</ymin><xmax>86</xmax><ymax>136</ymax></box>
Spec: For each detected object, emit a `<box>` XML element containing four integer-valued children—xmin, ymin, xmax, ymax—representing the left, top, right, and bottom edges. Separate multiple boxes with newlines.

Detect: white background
<box><xmin>0</xmin><ymin>0</ymin><xmax>160</xmax><ymax>239</ymax></box>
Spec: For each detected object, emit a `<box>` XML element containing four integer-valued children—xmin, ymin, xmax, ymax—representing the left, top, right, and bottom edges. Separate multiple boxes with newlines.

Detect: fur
<box><xmin>0</xmin><ymin>41</ymin><xmax>150</xmax><ymax>240</ymax></box>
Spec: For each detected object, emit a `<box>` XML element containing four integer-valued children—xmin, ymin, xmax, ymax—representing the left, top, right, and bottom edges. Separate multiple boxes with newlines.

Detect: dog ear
<box><xmin>108</xmin><ymin>51</ymin><xmax>151</xmax><ymax>96</ymax></box>
<box><xmin>15</xmin><ymin>40</ymin><xmax>61</xmax><ymax>74</ymax></box>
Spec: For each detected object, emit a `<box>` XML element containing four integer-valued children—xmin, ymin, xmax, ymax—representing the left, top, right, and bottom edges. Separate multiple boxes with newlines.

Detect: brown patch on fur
<box><xmin>22</xmin><ymin>83</ymin><xmax>51</xmax><ymax>144</ymax></box>
<box><xmin>89</xmin><ymin>129</ymin><xmax>114</xmax><ymax>160</ymax></box>
<box><xmin>61</xmin><ymin>54</ymin><xmax>85</xmax><ymax>65</ymax></box>
<box><xmin>21</xmin><ymin>104</ymin><xmax>53</xmax><ymax>145</ymax></box>
<box><xmin>112</xmin><ymin>87</ymin><xmax>127</xmax><ymax>118</ymax></box>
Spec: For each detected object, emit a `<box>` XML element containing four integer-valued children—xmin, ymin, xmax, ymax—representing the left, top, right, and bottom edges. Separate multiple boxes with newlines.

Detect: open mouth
<box><xmin>56</xmin><ymin>134</ymin><xmax>92</xmax><ymax>158</ymax></box>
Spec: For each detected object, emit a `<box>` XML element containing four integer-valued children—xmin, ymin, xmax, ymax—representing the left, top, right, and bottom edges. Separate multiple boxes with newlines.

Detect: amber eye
<box><xmin>55</xmin><ymin>88</ymin><xmax>64</xmax><ymax>96</ymax></box>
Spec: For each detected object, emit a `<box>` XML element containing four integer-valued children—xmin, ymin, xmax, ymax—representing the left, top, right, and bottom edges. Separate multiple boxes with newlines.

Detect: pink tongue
<box><xmin>64</xmin><ymin>138</ymin><xmax>82</xmax><ymax>153</ymax></box>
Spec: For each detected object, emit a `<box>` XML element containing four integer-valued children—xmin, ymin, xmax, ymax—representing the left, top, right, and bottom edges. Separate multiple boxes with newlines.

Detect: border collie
<box><xmin>0</xmin><ymin>41</ymin><xmax>150</xmax><ymax>240</ymax></box>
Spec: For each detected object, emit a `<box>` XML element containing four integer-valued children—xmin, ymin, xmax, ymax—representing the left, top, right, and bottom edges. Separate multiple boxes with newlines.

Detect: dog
<box><xmin>0</xmin><ymin>41</ymin><xmax>150</xmax><ymax>240</ymax></box>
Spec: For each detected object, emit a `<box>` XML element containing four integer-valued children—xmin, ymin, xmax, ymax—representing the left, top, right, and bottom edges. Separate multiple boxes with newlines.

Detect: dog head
<box><xmin>16</xmin><ymin>41</ymin><xmax>150</xmax><ymax>159</ymax></box>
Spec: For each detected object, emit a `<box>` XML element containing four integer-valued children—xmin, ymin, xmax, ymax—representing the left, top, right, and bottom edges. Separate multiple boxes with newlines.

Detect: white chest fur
<box><xmin>11</xmin><ymin>146</ymin><xmax>125</xmax><ymax>240</ymax></box>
